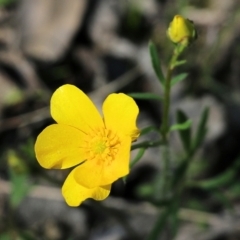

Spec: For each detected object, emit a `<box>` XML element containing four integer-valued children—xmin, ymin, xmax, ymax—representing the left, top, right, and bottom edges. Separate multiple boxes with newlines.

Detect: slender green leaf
<box><xmin>131</xmin><ymin>140</ymin><xmax>162</xmax><ymax>150</ymax></box>
<box><xmin>174</xmin><ymin>60</ymin><xmax>187</xmax><ymax>67</ymax></box>
<box><xmin>192</xmin><ymin>107</ymin><xmax>209</xmax><ymax>151</ymax></box>
<box><xmin>188</xmin><ymin>159</ymin><xmax>240</xmax><ymax>190</ymax></box>
<box><xmin>171</xmin><ymin>73</ymin><xmax>188</xmax><ymax>86</ymax></box>
<box><xmin>123</xmin><ymin>148</ymin><xmax>146</xmax><ymax>183</ymax></box>
<box><xmin>169</xmin><ymin>198</ymin><xmax>180</xmax><ymax>238</ymax></box>
<box><xmin>10</xmin><ymin>170</ymin><xmax>31</xmax><ymax>208</ymax></box>
<box><xmin>149</xmin><ymin>41</ymin><xmax>165</xmax><ymax>86</ymax></box>
<box><xmin>176</xmin><ymin>110</ymin><xmax>192</xmax><ymax>152</ymax></box>
<box><xmin>171</xmin><ymin>157</ymin><xmax>188</xmax><ymax>189</ymax></box>
<box><xmin>130</xmin><ymin>148</ymin><xmax>146</xmax><ymax>168</ymax></box>
<box><xmin>170</xmin><ymin>119</ymin><xmax>192</xmax><ymax>131</ymax></box>
<box><xmin>140</xmin><ymin>126</ymin><xmax>160</xmax><ymax>136</ymax></box>
<box><xmin>128</xmin><ymin>92</ymin><xmax>162</xmax><ymax>101</ymax></box>
<box><xmin>147</xmin><ymin>207</ymin><xmax>170</xmax><ymax>240</ymax></box>
<box><xmin>147</xmin><ymin>199</ymin><xmax>178</xmax><ymax>240</ymax></box>
<box><xmin>8</xmin><ymin>150</ymin><xmax>31</xmax><ymax>208</ymax></box>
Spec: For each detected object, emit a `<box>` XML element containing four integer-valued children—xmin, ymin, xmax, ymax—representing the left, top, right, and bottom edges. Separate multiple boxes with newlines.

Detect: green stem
<box><xmin>131</xmin><ymin>139</ymin><xmax>162</xmax><ymax>150</ymax></box>
<box><xmin>150</xmin><ymin>44</ymin><xmax>188</xmax><ymax>238</ymax></box>
<box><xmin>161</xmin><ymin>44</ymin><xmax>185</xmax><ymax>143</ymax></box>
<box><xmin>147</xmin><ymin>196</ymin><xmax>179</xmax><ymax>240</ymax></box>
<box><xmin>159</xmin><ymin>45</ymin><xmax>186</xmax><ymax>198</ymax></box>
<box><xmin>161</xmin><ymin>67</ymin><xmax>172</xmax><ymax>144</ymax></box>
<box><xmin>149</xmin><ymin>152</ymin><xmax>194</xmax><ymax>240</ymax></box>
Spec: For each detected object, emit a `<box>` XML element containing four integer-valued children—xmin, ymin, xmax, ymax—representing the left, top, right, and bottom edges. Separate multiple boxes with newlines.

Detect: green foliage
<box><xmin>8</xmin><ymin>150</ymin><xmax>31</xmax><ymax>208</ymax></box>
<box><xmin>171</xmin><ymin>73</ymin><xmax>188</xmax><ymax>86</ymax></box>
<box><xmin>189</xmin><ymin>158</ymin><xmax>240</xmax><ymax>190</ymax></box>
<box><xmin>136</xmin><ymin>183</ymin><xmax>154</xmax><ymax>198</ymax></box>
<box><xmin>176</xmin><ymin>110</ymin><xmax>192</xmax><ymax>152</ymax></box>
<box><xmin>192</xmin><ymin>107</ymin><xmax>209</xmax><ymax>151</ymax></box>
<box><xmin>123</xmin><ymin>148</ymin><xmax>146</xmax><ymax>183</ymax></box>
<box><xmin>133</xmin><ymin>22</ymin><xmax>213</xmax><ymax>239</ymax></box>
<box><xmin>128</xmin><ymin>92</ymin><xmax>162</xmax><ymax>101</ymax></box>
<box><xmin>126</xmin><ymin>4</ymin><xmax>142</xmax><ymax>30</ymax></box>
<box><xmin>130</xmin><ymin>148</ymin><xmax>146</xmax><ymax>168</ymax></box>
<box><xmin>19</xmin><ymin>139</ymin><xmax>36</xmax><ymax>163</ymax></box>
<box><xmin>140</xmin><ymin>126</ymin><xmax>160</xmax><ymax>136</ymax></box>
<box><xmin>0</xmin><ymin>0</ymin><xmax>15</xmax><ymax>6</ymax></box>
<box><xmin>172</xmin><ymin>60</ymin><xmax>187</xmax><ymax>68</ymax></box>
<box><xmin>149</xmin><ymin>41</ymin><xmax>165</xmax><ymax>86</ymax></box>
<box><xmin>10</xmin><ymin>169</ymin><xmax>30</xmax><ymax>208</ymax></box>
<box><xmin>0</xmin><ymin>233</ymin><xmax>12</xmax><ymax>240</ymax></box>
<box><xmin>0</xmin><ymin>231</ymin><xmax>35</xmax><ymax>240</ymax></box>
<box><xmin>170</xmin><ymin>119</ymin><xmax>192</xmax><ymax>131</ymax></box>
<box><xmin>147</xmin><ymin>198</ymin><xmax>179</xmax><ymax>240</ymax></box>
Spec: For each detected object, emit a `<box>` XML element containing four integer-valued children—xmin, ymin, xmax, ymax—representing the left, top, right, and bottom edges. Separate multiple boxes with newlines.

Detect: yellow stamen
<box><xmin>85</xmin><ymin>128</ymin><xmax>120</xmax><ymax>165</ymax></box>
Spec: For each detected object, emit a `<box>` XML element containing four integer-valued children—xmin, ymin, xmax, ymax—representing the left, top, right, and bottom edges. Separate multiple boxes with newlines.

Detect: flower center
<box><xmin>93</xmin><ymin>140</ymin><xmax>107</xmax><ymax>154</ymax></box>
<box><xmin>84</xmin><ymin>128</ymin><xmax>120</xmax><ymax>165</ymax></box>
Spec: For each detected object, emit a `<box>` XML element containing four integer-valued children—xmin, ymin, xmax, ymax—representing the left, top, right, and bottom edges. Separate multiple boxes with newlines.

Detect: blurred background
<box><xmin>1</xmin><ymin>0</ymin><xmax>240</xmax><ymax>239</ymax></box>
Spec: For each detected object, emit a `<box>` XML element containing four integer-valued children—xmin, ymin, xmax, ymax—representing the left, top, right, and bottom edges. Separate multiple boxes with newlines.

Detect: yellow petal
<box><xmin>74</xmin><ymin>160</ymin><xmax>103</xmax><ymax>188</ymax></box>
<box><xmin>51</xmin><ymin>84</ymin><xmax>104</xmax><ymax>132</ymax></box>
<box><xmin>103</xmin><ymin>93</ymin><xmax>140</xmax><ymax>141</ymax></box>
<box><xmin>62</xmin><ymin>168</ymin><xmax>111</xmax><ymax>207</ymax></box>
<box><xmin>167</xmin><ymin>15</ymin><xmax>197</xmax><ymax>45</ymax></box>
<box><xmin>100</xmin><ymin>136</ymin><xmax>131</xmax><ymax>185</ymax></box>
<box><xmin>35</xmin><ymin>124</ymin><xmax>86</xmax><ymax>169</ymax></box>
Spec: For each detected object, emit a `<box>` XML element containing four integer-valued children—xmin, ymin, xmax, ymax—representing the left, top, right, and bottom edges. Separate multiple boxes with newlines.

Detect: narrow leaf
<box><xmin>131</xmin><ymin>140</ymin><xmax>163</xmax><ymax>150</ymax></box>
<box><xmin>147</xmin><ymin>199</ymin><xmax>178</xmax><ymax>240</ymax></box>
<box><xmin>123</xmin><ymin>148</ymin><xmax>146</xmax><ymax>183</ymax></box>
<box><xmin>171</xmin><ymin>73</ymin><xmax>188</xmax><ymax>87</ymax></box>
<box><xmin>147</xmin><ymin>207</ymin><xmax>170</xmax><ymax>240</ymax></box>
<box><xmin>192</xmin><ymin>107</ymin><xmax>209</xmax><ymax>151</ymax></box>
<box><xmin>149</xmin><ymin>41</ymin><xmax>165</xmax><ymax>86</ymax></box>
<box><xmin>171</xmin><ymin>158</ymin><xmax>188</xmax><ymax>189</ymax></box>
<box><xmin>170</xmin><ymin>119</ymin><xmax>192</xmax><ymax>131</ymax></box>
<box><xmin>140</xmin><ymin>126</ymin><xmax>160</xmax><ymax>136</ymax></box>
<box><xmin>10</xmin><ymin>170</ymin><xmax>31</xmax><ymax>208</ymax></box>
<box><xmin>128</xmin><ymin>92</ymin><xmax>162</xmax><ymax>101</ymax></box>
<box><xmin>189</xmin><ymin>159</ymin><xmax>240</xmax><ymax>190</ymax></box>
<box><xmin>176</xmin><ymin>110</ymin><xmax>192</xmax><ymax>152</ymax></box>
<box><xmin>130</xmin><ymin>148</ymin><xmax>146</xmax><ymax>168</ymax></box>
<box><xmin>173</xmin><ymin>60</ymin><xmax>187</xmax><ymax>68</ymax></box>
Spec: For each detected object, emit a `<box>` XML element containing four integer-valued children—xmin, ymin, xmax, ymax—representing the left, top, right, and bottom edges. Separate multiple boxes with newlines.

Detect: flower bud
<box><xmin>167</xmin><ymin>15</ymin><xmax>197</xmax><ymax>46</ymax></box>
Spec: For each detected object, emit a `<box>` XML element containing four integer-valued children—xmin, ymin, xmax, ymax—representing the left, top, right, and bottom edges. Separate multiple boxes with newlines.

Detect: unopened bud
<box><xmin>167</xmin><ymin>15</ymin><xmax>197</xmax><ymax>46</ymax></box>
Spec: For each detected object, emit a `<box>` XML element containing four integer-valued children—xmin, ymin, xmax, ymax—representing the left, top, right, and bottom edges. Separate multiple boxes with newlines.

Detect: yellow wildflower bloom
<box><xmin>35</xmin><ymin>84</ymin><xmax>140</xmax><ymax>206</ymax></box>
<box><xmin>167</xmin><ymin>15</ymin><xmax>197</xmax><ymax>45</ymax></box>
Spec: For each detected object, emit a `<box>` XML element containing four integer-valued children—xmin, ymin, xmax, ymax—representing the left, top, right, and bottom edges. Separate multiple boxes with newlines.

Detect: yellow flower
<box><xmin>35</xmin><ymin>84</ymin><xmax>140</xmax><ymax>206</ymax></box>
<box><xmin>167</xmin><ymin>15</ymin><xmax>197</xmax><ymax>45</ymax></box>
